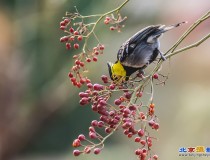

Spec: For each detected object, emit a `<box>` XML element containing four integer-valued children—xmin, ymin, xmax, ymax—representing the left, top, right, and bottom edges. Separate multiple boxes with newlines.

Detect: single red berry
<box><xmin>138</xmin><ymin>129</ymin><xmax>144</xmax><ymax>137</ymax></box>
<box><xmin>74</xmin><ymin>43</ymin><xmax>79</xmax><ymax>49</ymax></box>
<box><xmin>75</xmin><ymin>60</ymin><xmax>80</xmax><ymax>65</ymax></box>
<box><xmin>73</xmin><ymin>150</ymin><xmax>81</xmax><ymax>156</ymax></box>
<box><xmin>101</xmin><ymin>75</ymin><xmax>108</xmax><ymax>82</ymax></box>
<box><xmin>109</xmin><ymin>84</ymin><xmax>115</xmax><ymax>90</ymax></box>
<box><xmin>148</xmin><ymin>119</ymin><xmax>155</xmax><ymax>127</ymax></box>
<box><xmin>89</xmin><ymin>126</ymin><xmax>95</xmax><ymax>132</ymax></box>
<box><xmin>89</xmin><ymin>132</ymin><xmax>97</xmax><ymax>139</ymax></box>
<box><xmin>60</xmin><ymin>21</ymin><xmax>66</xmax><ymax>26</ymax></box>
<box><xmin>77</xmin><ymin>82</ymin><xmax>82</xmax><ymax>88</ymax></box>
<box><xmin>69</xmin><ymin>36</ymin><xmax>75</xmax><ymax>41</ymax></box>
<box><xmin>77</xmin><ymin>35</ymin><xmax>83</xmax><ymax>41</ymax></box>
<box><xmin>127</xmin><ymin>133</ymin><xmax>133</xmax><ymax>138</ymax></box>
<box><xmin>123</xmin><ymin>108</ymin><xmax>130</xmax><ymax>115</ymax></box>
<box><xmin>135</xmin><ymin>149</ymin><xmax>142</xmax><ymax>155</ymax></box>
<box><xmin>124</xmin><ymin>92</ymin><xmax>132</xmax><ymax>99</ymax></box>
<box><xmin>99</xmin><ymin>45</ymin><xmax>105</xmax><ymax>50</ymax></box>
<box><xmin>105</xmin><ymin>16</ymin><xmax>111</xmax><ymax>21</ymax></box>
<box><xmin>80</xmin><ymin>78</ymin><xmax>85</xmax><ymax>84</ymax></box>
<box><xmin>98</xmin><ymin>121</ymin><xmax>104</xmax><ymax>127</ymax></box>
<box><xmin>94</xmin><ymin>51</ymin><xmax>99</xmax><ymax>55</ymax></box>
<box><xmin>153</xmin><ymin>73</ymin><xmax>159</xmax><ymax>79</ymax></box>
<box><xmin>69</xmin><ymin>27</ymin><xmax>74</xmax><ymax>33</ymax></box>
<box><xmin>72</xmin><ymin>139</ymin><xmax>81</xmax><ymax>147</ymax></box>
<box><xmin>105</xmin><ymin>127</ymin><xmax>112</xmax><ymax>133</ymax></box>
<box><xmin>60</xmin><ymin>36</ymin><xmax>68</xmax><ymax>42</ymax></box>
<box><xmin>64</xmin><ymin>18</ymin><xmax>70</xmax><ymax>23</ymax></box>
<box><xmin>94</xmin><ymin>148</ymin><xmax>101</xmax><ymax>154</ymax></box>
<box><xmin>84</xmin><ymin>146</ymin><xmax>91</xmax><ymax>154</ymax></box>
<box><xmin>93</xmin><ymin>56</ymin><xmax>98</xmax><ymax>62</ymax></box>
<box><xmin>93</xmin><ymin>84</ymin><xmax>103</xmax><ymax>91</ymax></box>
<box><xmin>104</xmin><ymin>20</ymin><xmax>109</xmax><ymax>24</ymax></box>
<box><xmin>66</xmin><ymin>43</ymin><xmax>71</xmax><ymax>50</ymax></box>
<box><xmin>135</xmin><ymin>137</ymin><xmax>141</xmax><ymax>142</ymax></box>
<box><xmin>60</xmin><ymin>26</ymin><xmax>66</xmax><ymax>30</ymax></box>
<box><xmin>140</xmin><ymin>140</ymin><xmax>146</xmax><ymax>145</ymax></box>
<box><xmin>93</xmin><ymin>47</ymin><xmax>98</xmax><ymax>51</ymax></box>
<box><xmin>153</xmin><ymin>155</ymin><xmax>158</xmax><ymax>160</ymax></box>
<box><xmin>86</xmin><ymin>58</ymin><xmax>91</xmax><ymax>62</ymax></box>
<box><xmin>79</xmin><ymin>62</ymin><xmax>84</xmax><ymax>67</ymax></box>
<box><xmin>74</xmin><ymin>31</ymin><xmax>79</xmax><ymax>35</ymax></box>
<box><xmin>86</xmin><ymin>79</ymin><xmax>91</xmax><ymax>83</ymax></box>
<box><xmin>153</xmin><ymin>123</ymin><xmax>159</xmax><ymax>130</ymax></box>
<box><xmin>148</xmin><ymin>141</ymin><xmax>152</xmax><ymax>147</ymax></box>
<box><xmin>91</xmin><ymin>120</ymin><xmax>98</xmax><ymax>127</ymax></box>
<box><xmin>79</xmin><ymin>92</ymin><xmax>89</xmax><ymax>98</ymax></box>
<box><xmin>70</xmin><ymin>77</ymin><xmax>76</xmax><ymax>82</ymax></box>
<box><xmin>110</xmin><ymin>26</ymin><xmax>115</xmax><ymax>30</ymax></box>
<box><xmin>137</xmin><ymin>91</ymin><xmax>143</xmax><ymax>97</ymax></box>
<box><xmin>114</xmin><ymin>99</ymin><xmax>121</xmax><ymax>105</ymax></box>
<box><xmin>68</xmin><ymin>72</ymin><xmax>73</xmax><ymax>78</ymax></box>
<box><xmin>87</xmin><ymin>83</ymin><xmax>93</xmax><ymax>88</ymax></box>
<box><xmin>78</xmin><ymin>134</ymin><xmax>86</xmax><ymax>141</ymax></box>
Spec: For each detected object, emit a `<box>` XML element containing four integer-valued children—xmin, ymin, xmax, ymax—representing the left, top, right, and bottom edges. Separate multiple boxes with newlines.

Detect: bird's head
<box><xmin>107</xmin><ymin>61</ymin><xmax>127</xmax><ymax>83</ymax></box>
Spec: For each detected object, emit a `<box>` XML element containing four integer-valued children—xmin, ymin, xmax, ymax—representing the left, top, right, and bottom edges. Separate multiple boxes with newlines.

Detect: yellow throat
<box><xmin>111</xmin><ymin>61</ymin><xmax>126</xmax><ymax>80</ymax></box>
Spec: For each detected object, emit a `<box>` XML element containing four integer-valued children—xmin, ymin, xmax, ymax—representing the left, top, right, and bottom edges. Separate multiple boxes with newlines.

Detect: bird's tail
<box><xmin>160</xmin><ymin>21</ymin><xmax>188</xmax><ymax>32</ymax></box>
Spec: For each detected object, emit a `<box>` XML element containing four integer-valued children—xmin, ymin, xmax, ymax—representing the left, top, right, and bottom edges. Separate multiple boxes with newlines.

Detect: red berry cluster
<box><xmin>68</xmin><ymin>44</ymin><xmax>105</xmax><ymax>88</ymax></box>
<box><xmin>60</xmin><ymin>12</ymin><xmax>108</xmax><ymax>88</ymax></box>
<box><xmin>72</xmin><ymin>74</ymin><xmax>160</xmax><ymax>159</ymax></box>
<box><xmin>104</xmin><ymin>14</ymin><xmax>127</xmax><ymax>32</ymax></box>
<box><xmin>59</xmin><ymin>17</ymin><xmax>84</xmax><ymax>50</ymax></box>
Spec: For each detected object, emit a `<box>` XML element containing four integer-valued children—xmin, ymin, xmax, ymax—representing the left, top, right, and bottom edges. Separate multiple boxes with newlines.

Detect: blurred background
<box><xmin>0</xmin><ymin>0</ymin><xmax>210</xmax><ymax>160</ymax></box>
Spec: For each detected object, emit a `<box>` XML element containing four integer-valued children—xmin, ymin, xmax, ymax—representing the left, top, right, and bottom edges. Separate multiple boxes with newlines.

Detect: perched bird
<box><xmin>107</xmin><ymin>22</ymin><xmax>186</xmax><ymax>83</ymax></box>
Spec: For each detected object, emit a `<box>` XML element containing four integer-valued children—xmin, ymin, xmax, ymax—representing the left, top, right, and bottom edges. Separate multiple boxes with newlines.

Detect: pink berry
<box><xmin>60</xmin><ymin>21</ymin><xmax>66</xmax><ymax>26</ymax></box>
<box><xmin>153</xmin><ymin>154</ymin><xmax>158</xmax><ymax>160</ymax></box>
<box><xmin>153</xmin><ymin>73</ymin><xmax>159</xmax><ymax>79</ymax></box>
<box><xmin>86</xmin><ymin>58</ymin><xmax>91</xmax><ymax>62</ymax></box>
<box><xmin>89</xmin><ymin>132</ymin><xmax>97</xmax><ymax>139</ymax></box>
<box><xmin>135</xmin><ymin>137</ymin><xmax>141</xmax><ymax>142</ymax></box>
<box><xmin>110</xmin><ymin>26</ymin><xmax>115</xmax><ymax>30</ymax></box>
<box><xmin>66</xmin><ymin>43</ymin><xmax>71</xmax><ymax>50</ymax></box>
<box><xmin>74</xmin><ymin>31</ymin><xmax>79</xmax><ymax>35</ymax></box>
<box><xmin>99</xmin><ymin>45</ymin><xmax>105</xmax><ymax>50</ymax></box>
<box><xmin>73</xmin><ymin>150</ymin><xmax>80</xmax><ymax>156</ymax></box>
<box><xmin>69</xmin><ymin>27</ymin><xmax>74</xmax><ymax>33</ymax></box>
<box><xmin>94</xmin><ymin>148</ymin><xmax>101</xmax><ymax>154</ymax></box>
<box><xmin>68</xmin><ymin>72</ymin><xmax>73</xmax><ymax>78</ymax></box>
<box><xmin>91</xmin><ymin>120</ymin><xmax>98</xmax><ymax>127</ymax></box>
<box><xmin>140</xmin><ymin>140</ymin><xmax>146</xmax><ymax>145</ymax></box>
<box><xmin>60</xmin><ymin>26</ymin><xmax>66</xmax><ymax>30</ymax></box>
<box><xmin>109</xmin><ymin>84</ymin><xmax>115</xmax><ymax>90</ymax></box>
<box><xmin>93</xmin><ymin>56</ymin><xmax>98</xmax><ymax>62</ymax></box>
<box><xmin>114</xmin><ymin>99</ymin><xmax>121</xmax><ymax>105</ymax></box>
<box><xmin>77</xmin><ymin>35</ymin><xmax>83</xmax><ymax>41</ymax></box>
<box><xmin>74</xmin><ymin>43</ymin><xmax>79</xmax><ymax>49</ymax></box>
<box><xmin>78</xmin><ymin>134</ymin><xmax>86</xmax><ymax>141</ymax></box>
<box><xmin>138</xmin><ymin>129</ymin><xmax>144</xmax><ymax>137</ymax></box>
<box><xmin>72</xmin><ymin>139</ymin><xmax>81</xmax><ymax>147</ymax></box>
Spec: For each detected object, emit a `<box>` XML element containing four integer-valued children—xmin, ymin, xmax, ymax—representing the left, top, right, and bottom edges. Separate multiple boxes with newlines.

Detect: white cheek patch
<box><xmin>147</xmin><ymin>36</ymin><xmax>155</xmax><ymax>43</ymax></box>
<box><xmin>147</xmin><ymin>34</ymin><xmax>162</xmax><ymax>44</ymax></box>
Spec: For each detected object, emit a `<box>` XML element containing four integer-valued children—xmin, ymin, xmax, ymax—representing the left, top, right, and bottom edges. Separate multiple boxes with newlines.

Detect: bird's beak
<box><xmin>107</xmin><ymin>62</ymin><xmax>114</xmax><ymax>80</ymax></box>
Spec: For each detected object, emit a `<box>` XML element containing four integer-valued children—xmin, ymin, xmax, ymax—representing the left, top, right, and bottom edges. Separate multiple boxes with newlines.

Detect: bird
<box><xmin>107</xmin><ymin>22</ymin><xmax>186</xmax><ymax>83</ymax></box>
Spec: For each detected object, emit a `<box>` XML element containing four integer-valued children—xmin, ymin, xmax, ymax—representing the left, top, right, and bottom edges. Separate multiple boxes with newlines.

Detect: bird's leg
<box><xmin>158</xmin><ymin>50</ymin><xmax>166</xmax><ymax>61</ymax></box>
<box><xmin>138</xmin><ymin>69</ymin><xmax>145</xmax><ymax>75</ymax></box>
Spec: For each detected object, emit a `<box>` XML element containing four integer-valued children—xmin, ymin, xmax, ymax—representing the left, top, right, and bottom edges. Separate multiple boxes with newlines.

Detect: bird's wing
<box><xmin>117</xmin><ymin>25</ymin><xmax>162</xmax><ymax>62</ymax></box>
